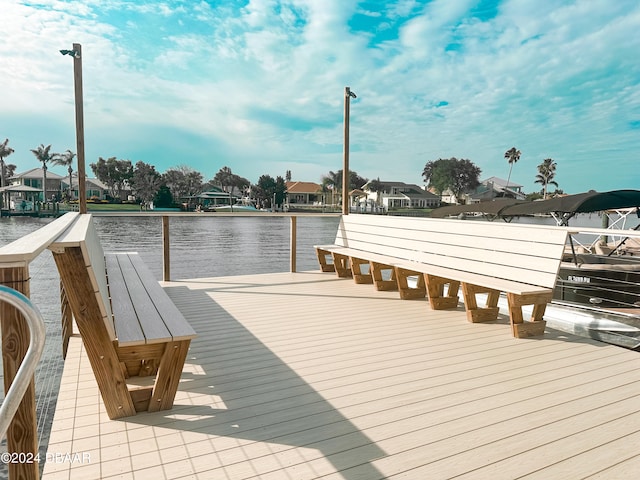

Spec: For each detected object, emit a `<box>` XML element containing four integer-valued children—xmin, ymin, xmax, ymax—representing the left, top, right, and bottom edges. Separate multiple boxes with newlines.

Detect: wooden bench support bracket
<box><xmin>149</xmin><ymin>339</ymin><xmax>192</xmax><ymax>412</ymax></box>
<box><xmin>425</xmin><ymin>274</ymin><xmax>460</xmax><ymax>309</ymax></box>
<box><xmin>315</xmin><ymin>248</ymin><xmax>335</xmax><ymax>273</ymax></box>
<box><xmin>331</xmin><ymin>252</ymin><xmax>352</xmax><ymax>278</ymax></box>
<box><xmin>395</xmin><ymin>267</ymin><xmax>426</xmax><ymax>299</ymax></box>
<box><xmin>351</xmin><ymin>257</ymin><xmax>373</xmax><ymax>284</ymax></box>
<box><xmin>508</xmin><ymin>292</ymin><xmax>551</xmax><ymax>338</ymax></box>
<box><xmin>462</xmin><ymin>283</ymin><xmax>501</xmax><ymax>323</ymax></box>
<box><xmin>370</xmin><ymin>262</ymin><xmax>398</xmax><ymax>291</ymax></box>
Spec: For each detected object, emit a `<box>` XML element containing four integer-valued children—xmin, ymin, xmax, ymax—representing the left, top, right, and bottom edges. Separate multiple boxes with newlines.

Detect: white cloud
<box><xmin>2</xmin><ymin>0</ymin><xmax>639</xmax><ymax>192</ymax></box>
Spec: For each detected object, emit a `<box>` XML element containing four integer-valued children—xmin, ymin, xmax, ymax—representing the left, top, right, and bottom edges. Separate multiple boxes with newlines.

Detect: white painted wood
<box><xmin>0</xmin><ymin>212</ymin><xmax>79</xmax><ymax>264</ymax></box>
<box><xmin>324</xmin><ymin>214</ymin><xmax>568</xmax><ymax>290</ymax></box>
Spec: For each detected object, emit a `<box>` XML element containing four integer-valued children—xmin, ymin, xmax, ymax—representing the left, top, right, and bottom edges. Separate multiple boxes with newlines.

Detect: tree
<box><xmin>504</xmin><ymin>147</ymin><xmax>521</xmax><ymax>190</ymax></box>
<box><xmin>321</xmin><ymin>169</ymin><xmax>368</xmax><ymax>205</ymax></box>
<box><xmin>30</xmin><ymin>144</ymin><xmax>57</xmax><ymax>202</ymax></box>
<box><xmin>253</xmin><ymin>174</ymin><xmax>276</xmax><ymax>208</ymax></box>
<box><xmin>274</xmin><ymin>175</ymin><xmax>287</xmax><ymax>209</ymax></box>
<box><xmin>52</xmin><ymin>149</ymin><xmax>76</xmax><ymax>200</ymax></box>
<box><xmin>130</xmin><ymin>161</ymin><xmax>161</xmax><ymax>204</ymax></box>
<box><xmin>367</xmin><ymin>177</ymin><xmax>386</xmax><ymax>209</ymax></box>
<box><xmin>534</xmin><ymin>158</ymin><xmax>558</xmax><ymax>199</ymax></box>
<box><xmin>0</xmin><ymin>138</ymin><xmax>15</xmax><ymax>208</ymax></box>
<box><xmin>90</xmin><ymin>157</ymin><xmax>133</xmax><ymax>200</ymax></box>
<box><xmin>163</xmin><ymin>165</ymin><xmax>203</xmax><ymax>203</ymax></box>
<box><xmin>422</xmin><ymin>157</ymin><xmax>481</xmax><ymax>204</ymax></box>
<box><xmin>213</xmin><ymin>166</ymin><xmax>234</xmax><ymax>192</ymax></box>
<box><xmin>285</xmin><ymin>170</ymin><xmax>292</xmax><ymax>182</ymax></box>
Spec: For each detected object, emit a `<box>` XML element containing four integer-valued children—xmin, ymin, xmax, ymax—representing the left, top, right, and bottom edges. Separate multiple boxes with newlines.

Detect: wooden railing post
<box><xmin>162</xmin><ymin>215</ymin><xmax>170</xmax><ymax>281</ymax></box>
<box><xmin>290</xmin><ymin>216</ymin><xmax>297</xmax><ymax>273</ymax></box>
<box><xmin>0</xmin><ymin>264</ymin><xmax>39</xmax><ymax>480</ymax></box>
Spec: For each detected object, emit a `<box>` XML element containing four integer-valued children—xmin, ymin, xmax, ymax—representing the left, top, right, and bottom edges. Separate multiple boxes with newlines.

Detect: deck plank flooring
<box><xmin>42</xmin><ymin>271</ymin><xmax>640</xmax><ymax>479</ymax></box>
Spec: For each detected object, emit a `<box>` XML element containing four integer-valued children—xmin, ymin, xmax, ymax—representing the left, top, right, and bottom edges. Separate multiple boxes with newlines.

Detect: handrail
<box><xmin>0</xmin><ymin>212</ymin><xmax>79</xmax><ymax>265</ymax></box>
<box><xmin>0</xmin><ymin>285</ymin><xmax>46</xmax><ymax>443</ymax></box>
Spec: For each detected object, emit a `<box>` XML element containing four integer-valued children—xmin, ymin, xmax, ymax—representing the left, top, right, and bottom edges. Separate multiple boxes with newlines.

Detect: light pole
<box><xmin>342</xmin><ymin>86</ymin><xmax>357</xmax><ymax>215</ymax></box>
<box><xmin>60</xmin><ymin>44</ymin><xmax>87</xmax><ymax>214</ymax></box>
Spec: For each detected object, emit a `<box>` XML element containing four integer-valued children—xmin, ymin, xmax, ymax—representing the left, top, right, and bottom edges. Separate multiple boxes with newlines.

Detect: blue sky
<box><xmin>2</xmin><ymin>0</ymin><xmax>639</xmax><ymax>194</ymax></box>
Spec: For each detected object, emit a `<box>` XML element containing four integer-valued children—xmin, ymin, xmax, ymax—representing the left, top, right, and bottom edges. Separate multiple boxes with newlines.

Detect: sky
<box><xmin>1</xmin><ymin>0</ymin><xmax>639</xmax><ymax>195</ymax></box>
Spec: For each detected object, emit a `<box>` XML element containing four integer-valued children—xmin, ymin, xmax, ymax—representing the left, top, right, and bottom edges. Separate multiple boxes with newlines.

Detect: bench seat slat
<box><xmin>109</xmin><ymin>253</ymin><xmax>173</xmax><ymax>346</ymax></box>
<box><xmin>105</xmin><ymin>254</ymin><xmax>147</xmax><ymax>347</ymax></box>
<box><xmin>127</xmin><ymin>253</ymin><xmax>196</xmax><ymax>342</ymax></box>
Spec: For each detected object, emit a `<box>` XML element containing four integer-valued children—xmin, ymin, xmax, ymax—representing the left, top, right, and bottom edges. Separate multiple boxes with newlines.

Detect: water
<box><xmin>0</xmin><ymin>213</ymin><xmax>340</xmax><ymax>478</ymax></box>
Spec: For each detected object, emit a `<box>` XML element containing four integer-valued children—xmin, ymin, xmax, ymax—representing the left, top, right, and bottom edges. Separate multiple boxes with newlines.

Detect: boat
<box><xmin>430</xmin><ymin>190</ymin><xmax>640</xmax><ymax>349</ymax></box>
<box><xmin>208</xmin><ymin>197</ymin><xmax>260</xmax><ymax>212</ymax></box>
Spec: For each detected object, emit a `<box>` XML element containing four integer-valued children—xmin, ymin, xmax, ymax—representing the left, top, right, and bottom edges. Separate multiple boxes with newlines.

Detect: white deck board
<box><xmin>42</xmin><ymin>271</ymin><xmax>640</xmax><ymax>480</ymax></box>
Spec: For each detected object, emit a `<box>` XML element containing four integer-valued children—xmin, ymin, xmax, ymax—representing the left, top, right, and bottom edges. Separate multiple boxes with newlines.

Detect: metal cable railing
<box><xmin>0</xmin><ymin>285</ymin><xmax>46</xmax><ymax>442</ymax></box>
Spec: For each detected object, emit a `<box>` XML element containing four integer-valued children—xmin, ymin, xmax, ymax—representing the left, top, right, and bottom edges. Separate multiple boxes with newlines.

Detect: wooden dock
<box><xmin>43</xmin><ymin>271</ymin><xmax>640</xmax><ymax>479</ymax></box>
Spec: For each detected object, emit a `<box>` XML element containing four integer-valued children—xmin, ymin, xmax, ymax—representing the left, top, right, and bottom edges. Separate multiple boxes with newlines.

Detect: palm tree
<box><xmin>504</xmin><ymin>147</ymin><xmax>521</xmax><ymax>192</ymax></box>
<box><xmin>535</xmin><ymin>158</ymin><xmax>558</xmax><ymax>199</ymax></box>
<box><xmin>30</xmin><ymin>144</ymin><xmax>57</xmax><ymax>202</ymax></box>
<box><xmin>367</xmin><ymin>177</ymin><xmax>386</xmax><ymax>211</ymax></box>
<box><xmin>321</xmin><ymin>170</ymin><xmax>341</xmax><ymax>206</ymax></box>
<box><xmin>52</xmin><ymin>149</ymin><xmax>76</xmax><ymax>200</ymax></box>
<box><xmin>0</xmin><ymin>138</ymin><xmax>15</xmax><ymax>208</ymax></box>
<box><xmin>213</xmin><ymin>166</ymin><xmax>234</xmax><ymax>192</ymax></box>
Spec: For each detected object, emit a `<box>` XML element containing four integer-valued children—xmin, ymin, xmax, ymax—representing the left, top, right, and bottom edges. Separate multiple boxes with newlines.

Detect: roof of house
<box><xmin>286</xmin><ymin>181</ymin><xmax>321</xmax><ymax>194</ymax></box>
<box><xmin>11</xmin><ymin>167</ymin><xmax>64</xmax><ymax>180</ymax></box>
<box><xmin>482</xmin><ymin>176</ymin><xmax>523</xmax><ymax>188</ymax></box>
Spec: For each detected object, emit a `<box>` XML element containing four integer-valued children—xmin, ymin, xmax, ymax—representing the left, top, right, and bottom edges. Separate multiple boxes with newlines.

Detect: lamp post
<box><xmin>342</xmin><ymin>86</ymin><xmax>357</xmax><ymax>215</ymax></box>
<box><xmin>60</xmin><ymin>44</ymin><xmax>87</xmax><ymax>214</ymax></box>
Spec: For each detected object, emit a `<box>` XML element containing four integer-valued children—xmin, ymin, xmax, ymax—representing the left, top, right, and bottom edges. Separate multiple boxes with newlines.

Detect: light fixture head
<box><xmin>60</xmin><ymin>49</ymin><xmax>80</xmax><ymax>58</ymax></box>
<box><xmin>348</xmin><ymin>91</ymin><xmax>357</xmax><ymax>99</ymax></box>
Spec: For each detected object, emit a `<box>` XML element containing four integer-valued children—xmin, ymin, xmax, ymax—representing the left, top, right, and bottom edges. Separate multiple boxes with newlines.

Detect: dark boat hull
<box><xmin>555</xmin><ymin>254</ymin><xmax>640</xmax><ymax>308</ymax></box>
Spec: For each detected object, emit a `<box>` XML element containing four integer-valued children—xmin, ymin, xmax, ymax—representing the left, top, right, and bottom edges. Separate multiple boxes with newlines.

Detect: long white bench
<box><xmin>49</xmin><ymin>214</ymin><xmax>196</xmax><ymax>419</ymax></box>
<box><xmin>316</xmin><ymin>214</ymin><xmax>569</xmax><ymax>338</ymax></box>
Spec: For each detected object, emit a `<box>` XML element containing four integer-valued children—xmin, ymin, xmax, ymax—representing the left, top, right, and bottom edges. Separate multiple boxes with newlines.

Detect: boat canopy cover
<box><xmin>499</xmin><ymin>190</ymin><xmax>640</xmax><ymax>216</ymax></box>
<box><xmin>430</xmin><ymin>190</ymin><xmax>640</xmax><ymax>219</ymax></box>
<box><xmin>429</xmin><ymin>198</ymin><xmax>524</xmax><ymax>218</ymax></box>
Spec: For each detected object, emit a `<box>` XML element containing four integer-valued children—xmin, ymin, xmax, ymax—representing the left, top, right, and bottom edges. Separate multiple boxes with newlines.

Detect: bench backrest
<box><xmin>50</xmin><ymin>214</ymin><xmax>116</xmax><ymax>340</ymax></box>
<box><xmin>334</xmin><ymin>214</ymin><xmax>569</xmax><ymax>289</ymax></box>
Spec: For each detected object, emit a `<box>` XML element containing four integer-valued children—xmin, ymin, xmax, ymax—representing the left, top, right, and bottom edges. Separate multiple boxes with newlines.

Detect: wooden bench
<box><xmin>316</xmin><ymin>214</ymin><xmax>569</xmax><ymax>338</ymax></box>
<box><xmin>49</xmin><ymin>214</ymin><xmax>196</xmax><ymax>419</ymax></box>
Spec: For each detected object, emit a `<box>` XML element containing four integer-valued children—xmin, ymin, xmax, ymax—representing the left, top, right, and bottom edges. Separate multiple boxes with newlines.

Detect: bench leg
<box><xmin>149</xmin><ymin>340</ymin><xmax>192</xmax><ymax>412</ymax></box>
<box><xmin>331</xmin><ymin>252</ymin><xmax>352</xmax><ymax>278</ymax></box>
<box><xmin>315</xmin><ymin>248</ymin><xmax>335</xmax><ymax>272</ymax></box>
<box><xmin>395</xmin><ymin>267</ymin><xmax>426</xmax><ymax>299</ymax></box>
<box><xmin>370</xmin><ymin>262</ymin><xmax>398</xmax><ymax>291</ymax></box>
<box><xmin>351</xmin><ymin>257</ymin><xmax>373</xmax><ymax>284</ymax></box>
<box><xmin>507</xmin><ymin>292</ymin><xmax>550</xmax><ymax>338</ymax></box>
<box><xmin>461</xmin><ymin>283</ymin><xmax>501</xmax><ymax>322</ymax></box>
<box><xmin>424</xmin><ymin>274</ymin><xmax>459</xmax><ymax>309</ymax></box>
